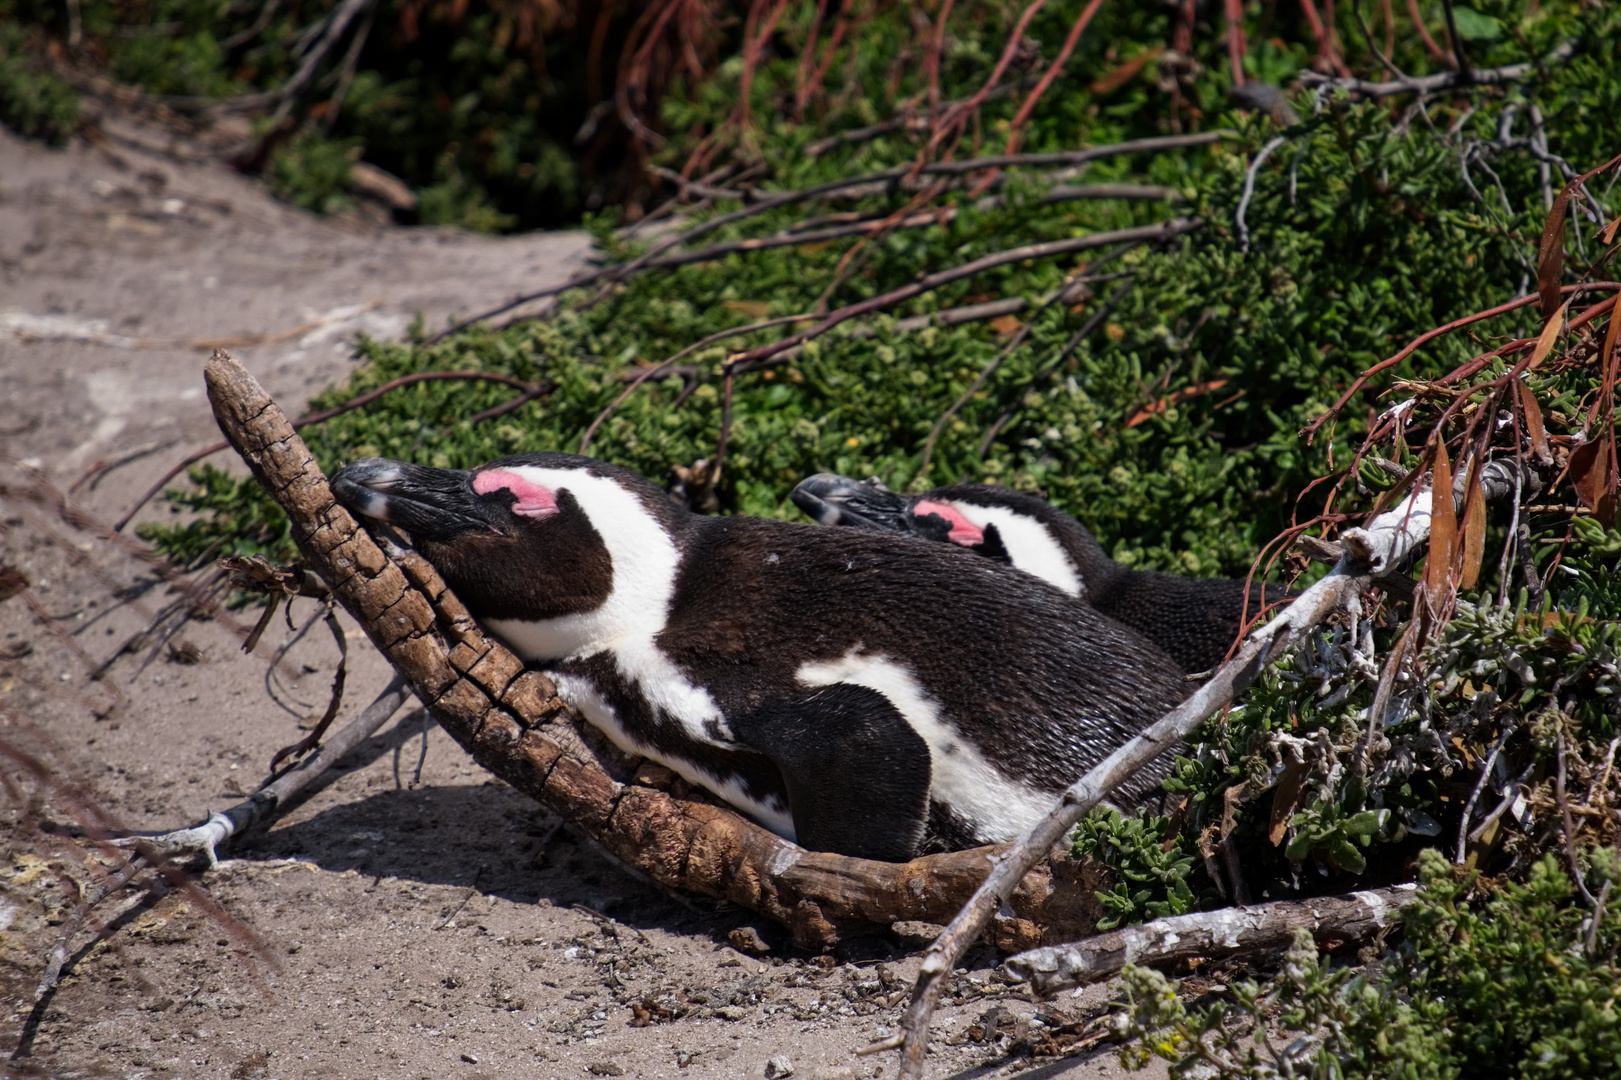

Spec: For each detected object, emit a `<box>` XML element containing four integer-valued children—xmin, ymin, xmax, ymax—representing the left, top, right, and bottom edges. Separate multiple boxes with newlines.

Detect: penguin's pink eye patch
<box><xmin>473</xmin><ymin>469</ymin><xmax>559</xmax><ymax>520</ymax></box>
<box><xmin>914</xmin><ymin>501</ymin><xmax>984</xmax><ymax>546</ymax></box>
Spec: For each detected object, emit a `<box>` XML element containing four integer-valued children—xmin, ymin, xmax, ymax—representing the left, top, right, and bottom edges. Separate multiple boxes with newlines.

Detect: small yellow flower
<box><xmin>846</xmin><ymin>436</ymin><xmax>860</xmax><ymax>448</ymax></box>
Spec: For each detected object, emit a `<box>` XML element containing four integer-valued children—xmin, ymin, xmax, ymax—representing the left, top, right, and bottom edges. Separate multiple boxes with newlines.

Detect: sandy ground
<box><xmin>0</xmin><ymin>124</ymin><xmax>1167</xmax><ymax>1080</ymax></box>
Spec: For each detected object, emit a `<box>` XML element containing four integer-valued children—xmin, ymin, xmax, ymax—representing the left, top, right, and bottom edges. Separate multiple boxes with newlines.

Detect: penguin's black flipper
<box><xmin>730</xmin><ymin>684</ymin><xmax>932</xmax><ymax>863</ymax></box>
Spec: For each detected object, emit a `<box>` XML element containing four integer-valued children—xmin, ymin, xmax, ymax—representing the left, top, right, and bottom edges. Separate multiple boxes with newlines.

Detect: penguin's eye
<box><xmin>913</xmin><ymin>501</ymin><xmax>984</xmax><ymax>546</ymax></box>
<box><xmin>473</xmin><ymin>469</ymin><xmax>559</xmax><ymax>521</ymax></box>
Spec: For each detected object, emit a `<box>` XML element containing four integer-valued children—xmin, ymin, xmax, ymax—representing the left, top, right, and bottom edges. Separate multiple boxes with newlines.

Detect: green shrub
<box><xmin>1117</xmin><ymin>848</ymin><xmax>1621</xmax><ymax>1079</ymax></box>
<box><xmin>0</xmin><ymin>23</ymin><xmax>77</xmax><ymax>144</ymax></box>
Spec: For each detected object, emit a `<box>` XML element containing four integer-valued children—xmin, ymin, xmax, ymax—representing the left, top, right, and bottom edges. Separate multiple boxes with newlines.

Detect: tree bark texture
<box><xmin>202</xmin><ymin>350</ymin><xmax>1108</xmax><ymax>951</ymax></box>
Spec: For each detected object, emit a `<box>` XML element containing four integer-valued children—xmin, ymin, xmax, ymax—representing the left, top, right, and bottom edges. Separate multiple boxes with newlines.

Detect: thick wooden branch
<box><xmin>1001</xmin><ymin>885</ymin><xmax>1418</xmax><ymax>997</ymax></box>
<box><xmin>201</xmin><ymin>350</ymin><xmax>1111</xmax><ymax>951</ymax></box>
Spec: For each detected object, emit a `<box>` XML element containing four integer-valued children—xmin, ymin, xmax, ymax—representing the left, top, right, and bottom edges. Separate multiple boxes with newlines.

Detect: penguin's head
<box><xmin>792</xmin><ymin>473</ymin><xmax>1009</xmax><ymax>561</ymax></box>
<box><xmin>332</xmin><ymin>452</ymin><xmax>686</xmax><ymax>629</ymax></box>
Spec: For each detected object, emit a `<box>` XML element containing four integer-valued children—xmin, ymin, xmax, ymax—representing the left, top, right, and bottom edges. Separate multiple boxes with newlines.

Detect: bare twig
<box><xmin>1002</xmin><ymin>884</ymin><xmax>1417</xmax><ymax>995</ymax></box>
<box><xmin>917</xmin><ymin>283</ymin><xmax>1081</xmax><ymax>480</ymax></box>
<box><xmin>1558</xmin><ymin>733</ymin><xmax>1598</xmax><ymax>906</ymax></box>
<box><xmin>1467</xmin><ymin>757</ymin><xmax>1537</xmax><ymax>845</ymax></box>
<box><xmin>728</xmin><ymin>219</ymin><xmax>1201</xmax><ymax>372</ymax></box>
<box><xmin>579</xmin><ymin>312</ymin><xmax>814</xmax><ymax>453</ymax></box>
<box><xmin>1237</xmin><ymin>136</ymin><xmax>1290</xmax><ymax>253</ymax></box>
<box><xmin>1297</xmin><ymin>39</ymin><xmax>1576</xmax><ymax>98</ymax></box>
<box><xmin>67</xmin><ymin>438</ymin><xmax>180</xmax><ymax>496</ymax></box>
<box><xmin>1456</xmin><ymin>724</ymin><xmax>1516</xmax><ymax>863</ymax></box>
<box><xmin>804</xmin><ymin>78</ymin><xmax>1038</xmax><ymax>157</ymax></box>
<box><xmin>266</xmin><ymin>601</ymin><xmax>349</xmax><ymax>771</ymax></box>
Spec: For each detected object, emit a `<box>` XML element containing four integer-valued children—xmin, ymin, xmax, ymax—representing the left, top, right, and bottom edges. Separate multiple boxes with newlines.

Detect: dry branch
<box><xmin>877</xmin><ymin>488</ymin><xmax>1439</xmax><ymax>1077</ymax></box>
<box><xmin>124</xmin><ymin>676</ymin><xmax>413</xmax><ymax>867</ymax></box>
<box><xmin>729</xmin><ymin>218</ymin><xmax>1200</xmax><ymax>371</ymax></box>
<box><xmin>1001</xmin><ymin>885</ymin><xmax>1417</xmax><ymax>996</ymax></box>
<box><xmin>431</xmin><ymin>132</ymin><xmax>1232</xmax><ymax>339</ymax></box>
<box><xmin>199</xmin><ymin>350</ymin><xmax>1117</xmax><ymax>951</ymax></box>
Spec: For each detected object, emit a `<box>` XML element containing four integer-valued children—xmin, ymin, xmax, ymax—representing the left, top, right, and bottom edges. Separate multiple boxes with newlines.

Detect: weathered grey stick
<box><xmin>1001</xmin><ymin>884</ymin><xmax>1418</xmax><ymax>997</ymax></box>
<box><xmin>120</xmin><ymin>675</ymin><xmax>413</xmax><ymax>866</ymax></box>
<box><xmin>875</xmin><ymin>489</ymin><xmax>1437</xmax><ymax>1078</ymax></box>
<box><xmin>1298</xmin><ymin>39</ymin><xmax>1576</xmax><ymax>98</ymax></box>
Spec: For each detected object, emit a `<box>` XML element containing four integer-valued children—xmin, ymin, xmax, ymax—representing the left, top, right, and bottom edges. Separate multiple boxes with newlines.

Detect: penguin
<box><xmin>332</xmin><ymin>452</ymin><xmax>1190</xmax><ymax>863</ymax></box>
<box><xmin>792</xmin><ymin>473</ymin><xmax>1290</xmax><ymax>674</ymax></box>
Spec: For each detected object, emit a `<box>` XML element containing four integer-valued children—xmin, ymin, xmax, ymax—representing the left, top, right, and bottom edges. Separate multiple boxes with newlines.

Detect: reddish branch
<box><xmin>1224</xmin><ymin>0</ymin><xmax>1247</xmax><ymax>86</ymax></box>
<box><xmin>1300</xmin><ymin>283</ymin><xmax>1621</xmax><ymax>444</ymax></box>
<box><xmin>1297</xmin><ymin>0</ymin><xmax>1350</xmax><ymax>77</ymax></box>
<box><xmin>926</xmin><ymin>0</ymin><xmax>1053</xmax><ymax>156</ymax></box>
<box><xmin>1003</xmin><ymin>0</ymin><xmax>1108</xmax><ymax>154</ymax></box>
<box><xmin>1406</xmin><ymin>0</ymin><xmax>1452</xmax><ymax>64</ymax></box>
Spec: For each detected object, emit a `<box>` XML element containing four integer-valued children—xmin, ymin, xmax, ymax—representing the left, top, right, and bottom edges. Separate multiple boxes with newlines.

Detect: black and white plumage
<box><xmin>332</xmin><ymin>452</ymin><xmax>1189</xmax><ymax>862</ymax></box>
<box><xmin>792</xmin><ymin>474</ymin><xmax>1291</xmax><ymax>674</ymax></box>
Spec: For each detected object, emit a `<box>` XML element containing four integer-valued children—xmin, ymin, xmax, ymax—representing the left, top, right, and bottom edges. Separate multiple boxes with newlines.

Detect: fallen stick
<box><xmin>874</xmin><ymin>487</ymin><xmax>1437</xmax><ymax>1078</ymax></box>
<box><xmin>121</xmin><ymin>675</ymin><xmax>414</xmax><ymax>867</ymax></box>
<box><xmin>1001</xmin><ymin>884</ymin><xmax>1418</xmax><ymax>997</ymax></box>
<box><xmin>198</xmin><ymin>350</ymin><xmax>1120</xmax><ymax>950</ymax></box>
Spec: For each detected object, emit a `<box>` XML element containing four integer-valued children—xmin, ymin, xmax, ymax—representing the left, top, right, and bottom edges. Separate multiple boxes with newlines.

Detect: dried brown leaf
<box><xmin>988</xmin><ymin>314</ymin><xmax>1025</xmax><ymax>337</ymax></box>
<box><xmin>1269</xmin><ymin>761</ymin><xmax>1308</xmax><ymax>847</ymax></box>
<box><xmin>1538</xmin><ymin>186</ymin><xmax>1571</xmax><ymax>321</ymax></box>
<box><xmin>1518</xmin><ymin>378</ymin><xmax>1553</xmax><ymax>466</ymax></box>
<box><xmin>1569</xmin><ymin>439</ymin><xmax>1616</xmax><ymax>527</ymax></box>
<box><xmin>1426</xmin><ymin>441</ymin><xmax>1457</xmax><ymax>598</ymax></box>
<box><xmin>1527</xmin><ymin>307</ymin><xmax>1566</xmax><ymax>371</ymax></box>
<box><xmin>1088</xmin><ymin>46</ymin><xmax>1164</xmax><ymax>95</ymax></box>
<box><xmin>1460</xmin><ymin>462</ymin><xmax>1488</xmax><ymax>589</ymax></box>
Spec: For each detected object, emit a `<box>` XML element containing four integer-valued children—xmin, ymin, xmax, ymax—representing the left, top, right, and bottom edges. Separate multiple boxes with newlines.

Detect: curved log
<box><xmin>202</xmin><ymin>350</ymin><xmax>1108</xmax><ymax>951</ymax></box>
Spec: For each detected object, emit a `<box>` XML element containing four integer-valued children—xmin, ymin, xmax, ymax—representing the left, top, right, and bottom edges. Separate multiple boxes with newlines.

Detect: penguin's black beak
<box><xmin>331</xmin><ymin>458</ymin><xmax>500</xmax><ymax>543</ymax></box>
<box><xmin>791</xmin><ymin>473</ymin><xmax>917</xmax><ymax>531</ymax></box>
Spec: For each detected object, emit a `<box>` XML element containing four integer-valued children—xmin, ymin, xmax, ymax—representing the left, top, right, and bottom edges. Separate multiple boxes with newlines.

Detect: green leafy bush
<box><xmin>1117</xmin><ymin>848</ymin><xmax>1621</xmax><ymax>1079</ymax></box>
<box><xmin>0</xmin><ymin>22</ymin><xmax>77</xmax><ymax>144</ymax></box>
<box><xmin>1071</xmin><ymin>807</ymin><xmax>1206</xmax><ymax>930</ymax></box>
